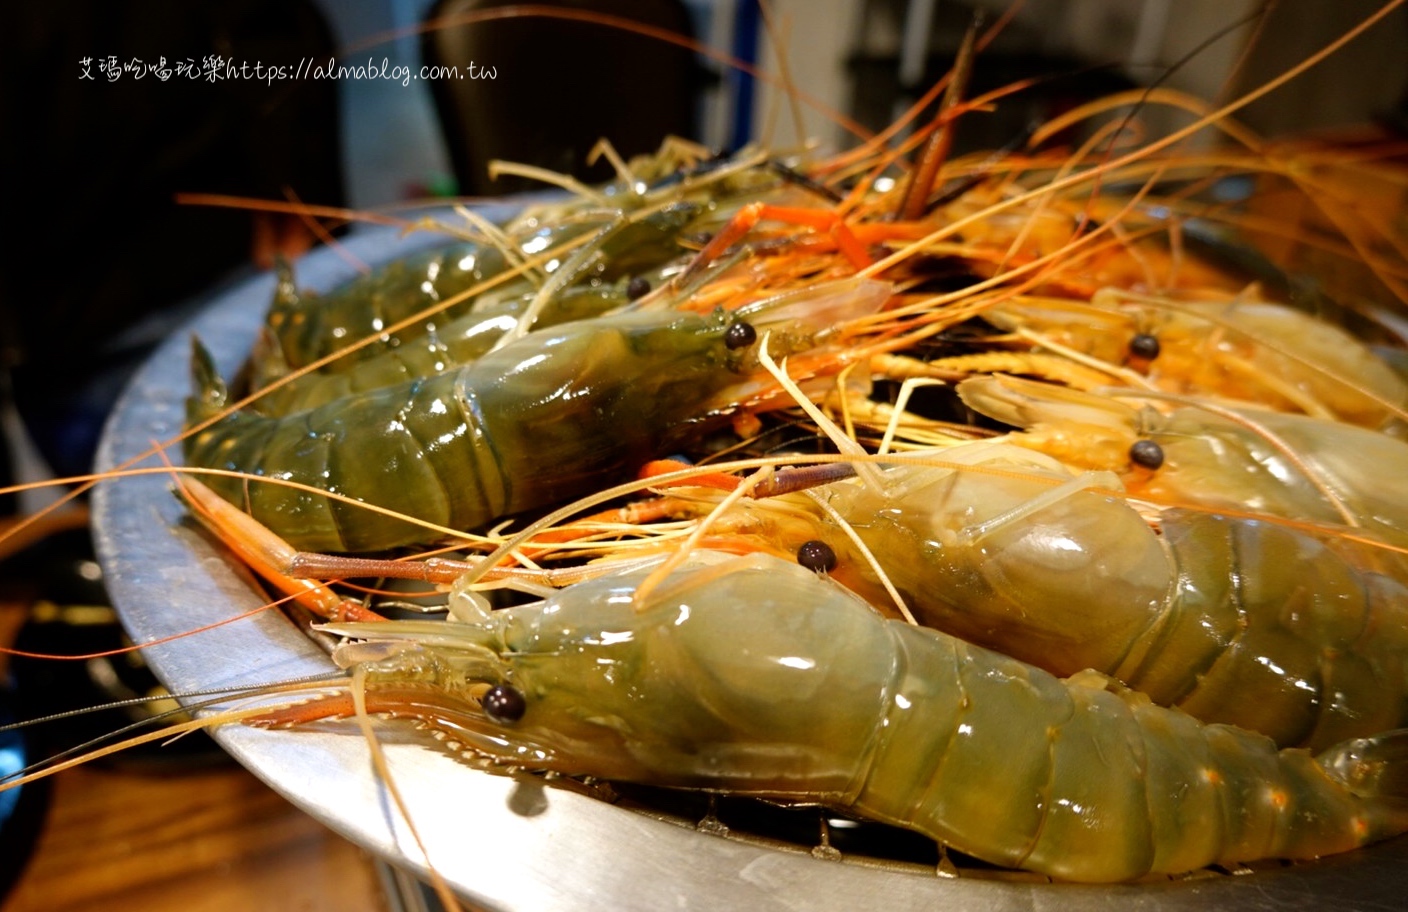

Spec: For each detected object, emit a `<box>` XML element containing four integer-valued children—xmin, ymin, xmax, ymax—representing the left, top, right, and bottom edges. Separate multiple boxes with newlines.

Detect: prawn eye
<box><xmin>724</xmin><ymin>320</ymin><xmax>757</xmax><ymax>350</ymax></box>
<box><xmin>482</xmin><ymin>684</ymin><xmax>527</xmax><ymax>724</ymax></box>
<box><xmin>1129</xmin><ymin>333</ymin><xmax>1161</xmax><ymax>360</ymax></box>
<box><xmin>625</xmin><ymin>276</ymin><xmax>651</xmax><ymax>300</ymax></box>
<box><xmin>1129</xmin><ymin>439</ymin><xmax>1165</xmax><ymax>470</ymax></box>
<box><xmin>797</xmin><ymin>539</ymin><xmax>837</xmax><ymax>573</ymax></box>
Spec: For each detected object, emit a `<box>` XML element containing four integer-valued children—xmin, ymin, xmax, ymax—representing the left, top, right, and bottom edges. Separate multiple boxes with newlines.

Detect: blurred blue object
<box><xmin>0</xmin><ymin>682</ymin><xmax>48</xmax><ymax>901</ymax></box>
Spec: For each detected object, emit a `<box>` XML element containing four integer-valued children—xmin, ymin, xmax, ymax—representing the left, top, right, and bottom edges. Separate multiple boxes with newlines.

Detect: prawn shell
<box><xmin>186</xmin><ymin>309</ymin><xmax>743</xmax><ymax>551</ymax></box>
<box><xmin>263</xmin><ymin>208</ymin><xmax>618</xmax><ymax>373</ymax></box>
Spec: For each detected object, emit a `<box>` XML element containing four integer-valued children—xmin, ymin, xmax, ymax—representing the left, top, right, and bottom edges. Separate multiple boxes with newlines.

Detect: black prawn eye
<box><xmin>797</xmin><ymin>539</ymin><xmax>837</xmax><ymax>573</ymax></box>
<box><xmin>625</xmin><ymin>276</ymin><xmax>651</xmax><ymax>300</ymax></box>
<box><xmin>1129</xmin><ymin>333</ymin><xmax>1160</xmax><ymax>360</ymax></box>
<box><xmin>724</xmin><ymin>320</ymin><xmax>757</xmax><ymax>350</ymax></box>
<box><xmin>1129</xmin><ymin>439</ymin><xmax>1165</xmax><ymax>470</ymax></box>
<box><xmin>482</xmin><ymin>683</ymin><xmax>527</xmax><ymax>724</ymax></box>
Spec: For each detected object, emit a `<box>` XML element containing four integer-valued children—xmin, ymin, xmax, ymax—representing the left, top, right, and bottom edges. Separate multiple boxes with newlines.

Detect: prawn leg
<box><xmin>675</xmin><ymin>202</ymin><xmax>876</xmax><ymax>286</ymax></box>
<box><xmin>672</xmin><ymin>197</ymin><xmax>937</xmax><ymax>289</ymax></box>
<box><xmin>177</xmin><ymin>476</ymin><xmax>386</xmax><ymax>622</ymax></box>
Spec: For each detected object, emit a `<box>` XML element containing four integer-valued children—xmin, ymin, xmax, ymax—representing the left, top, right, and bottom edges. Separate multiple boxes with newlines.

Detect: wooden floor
<box><xmin>0</xmin><ymin>594</ymin><xmax>390</xmax><ymax>912</ymax></box>
<box><xmin>2</xmin><ymin>764</ymin><xmax>387</xmax><ymax>912</ymax></box>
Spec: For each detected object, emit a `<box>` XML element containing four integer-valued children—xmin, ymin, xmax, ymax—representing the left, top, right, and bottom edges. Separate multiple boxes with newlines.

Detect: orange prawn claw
<box><xmin>638</xmin><ymin>458</ymin><xmax>743</xmax><ymax>492</ymax></box>
<box><xmin>177</xmin><ymin>476</ymin><xmax>386</xmax><ymax>622</ymax></box>
<box><xmin>675</xmin><ymin>201</ymin><xmax>880</xmax><ymax>285</ymax></box>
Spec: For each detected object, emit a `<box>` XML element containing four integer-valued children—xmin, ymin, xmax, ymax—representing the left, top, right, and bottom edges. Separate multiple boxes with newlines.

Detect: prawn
<box><xmin>184</xmin><ymin>277</ymin><xmax>891</xmax><ymax>552</ymax></box>
<box><xmin>677</xmin><ymin>443</ymin><xmax>1408</xmax><ymax>751</ymax></box>
<box><xmin>977</xmin><ymin>289</ymin><xmax>1408</xmax><ymax>430</ymax></box>
<box><xmin>256</xmin><ymin>142</ymin><xmax>764</xmax><ymax>375</ymax></box>
<box><xmin>262</xmin><ymin>223</ymin><xmax>584</xmax><ymax>375</ymax></box>
<box><xmin>238</xmin><ymin>551</ymin><xmax>1408</xmax><ymax>883</ymax></box>
<box><xmin>246</xmin><ymin>202</ymin><xmax>706</xmax><ymax>417</ymax></box>
<box><xmin>955</xmin><ymin>373</ymin><xmax>1408</xmax><ymax>537</ymax></box>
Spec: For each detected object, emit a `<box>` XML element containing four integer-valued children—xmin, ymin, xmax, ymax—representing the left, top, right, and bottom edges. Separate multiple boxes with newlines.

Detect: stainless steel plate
<box><xmin>92</xmin><ymin>215</ymin><xmax>1408</xmax><ymax>911</ymax></box>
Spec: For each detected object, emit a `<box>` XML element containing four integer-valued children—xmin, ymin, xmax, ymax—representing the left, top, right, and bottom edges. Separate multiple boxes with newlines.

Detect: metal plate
<box><xmin>92</xmin><ymin>214</ymin><xmax>1408</xmax><ymax>911</ymax></box>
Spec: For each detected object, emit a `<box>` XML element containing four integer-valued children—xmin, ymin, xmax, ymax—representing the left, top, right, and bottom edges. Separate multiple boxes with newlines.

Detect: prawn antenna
<box><xmin>0</xmin><ymin>673</ymin><xmax>347</xmax><ymax>734</ymax></box>
<box><xmin>756</xmin><ymin>330</ymin><xmax>887</xmax><ymax>495</ymax></box>
<box><xmin>1093</xmin><ymin>3</ymin><xmax>1270</xmax><ymax>155</ymax></box>
<box><xmin>348</xmin><ymin>664</ymin><xmax>466</xmax><ymax>912</ymax></box>
<box><xmin>0</xmin><ymin>675</ymin><xmax>345</xmax><ymax>786</ymax></box>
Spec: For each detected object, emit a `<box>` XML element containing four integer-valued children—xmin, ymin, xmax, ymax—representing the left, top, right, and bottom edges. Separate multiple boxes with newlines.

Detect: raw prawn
<box><xmin>5</xmin><ymin>3</ymin><xmax>1407</xmax><ymax>907</ymax></box>
<box><xmin>980</xmin><ymin>290</ymin><xmax>1408</xmax><ymax>430</ymax></box>
<box><xmin>956</xmin><ymin>373</ymin><xmax>1408</xmax><ymax>537</ymax></box>
<box><xmin>263</xmin><ymin>225</ymin><xmax>579</xmax><ymax>375</ymax></box>
<box><xmin>249</xmin><ymin>551</ymin><xmax>1408</xmax><ymax>883</ymax></box>
<box><xmin>184</xmin><ymin>278</ymin><xmax>890</xmax><ymax>552</ymax></box>
<box><xmin>257</xmin><ymin>145</ymin><xmax>806</xmax><ymax>381</ymax></box>
<box><xmin>247</xmin><ymin>202</ymin><xmax>705</xmax><ymax>416</ymax></box>
<box><xmin>249</xmin><ymin>281</ymin><xmax>632</xmax><ymax>417</ymax></box>
<box><xmin>696</xmin><ymin>444</ymin><xmax>1408</xmax><ymax>750</ymax></box>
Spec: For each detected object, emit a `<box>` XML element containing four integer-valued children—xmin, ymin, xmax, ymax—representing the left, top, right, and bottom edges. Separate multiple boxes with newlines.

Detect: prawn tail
<box><xmin>272</xmin><ymin>254</ymin><xmax>299</xmax><ymax>305</ymax></box>
<box><xmin>246</xmin><ymin>326</ymin><xmax>293</xmax><ymax>402</ymax></box>
<box><xmin>1308</xmin><ymin>728</ymin><xmax>1408</xmax><ymax>855</ymax></box>
<box><xmin>1319</xmin><ymin>728</ymin><xmax>1408</xmax><ymax>804</ymax></box>
<box><xmin>187</xmin><ymin>335</ymin><xmax>230</xmax><ymax>425</ymax></box>
<box><xmin>263</xmin><ymin>256</ymin><xmax>309</xmax><ymax>359</ymax></box>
